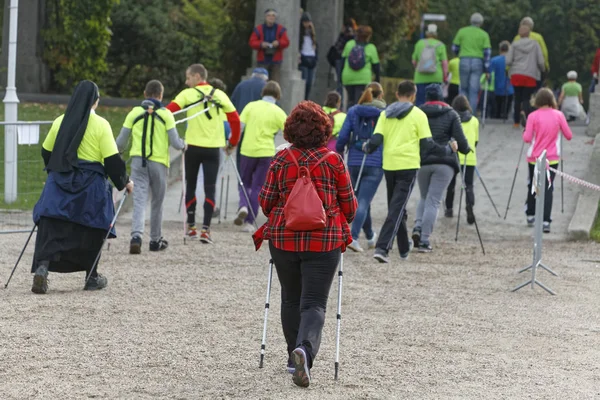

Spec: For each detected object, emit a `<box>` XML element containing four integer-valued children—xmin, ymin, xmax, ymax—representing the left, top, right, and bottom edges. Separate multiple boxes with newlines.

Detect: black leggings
<box><xmin>185</xmin><ymin>145</ymin><xmax>220</xmax><ymax>227</ymax></box>
<box><xmin>513</xmin><ymin>86</ymin><xmax>536</xmax><ymax>124</ymax></box>
<box><xmin>526</xmin><ymin>162</ymin><xmax>558</xmax><ymax>222</ymax></box>
<box><xmin>445</xmin><ymin>165</ymin><xmax>475</xmax><ymax>211</ymax></box>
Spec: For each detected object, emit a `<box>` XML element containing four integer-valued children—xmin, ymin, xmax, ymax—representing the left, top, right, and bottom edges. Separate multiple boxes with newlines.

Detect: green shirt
<box><xmin>373</xmin><ymin>106</ymin><xmax>432</xmax><ymax>171</ymax></box>
<box><xmin>461</xmin><ymin>118</ymin><xmax>479</xmax><ymax>166</ymax></box>
<box><xmin>239</xmin><ymin>99</ymin><xmax>287</xmax><ymax>158</ymax></box>
<box><xmin>341</xmin><ymin>40</ymin><xmax>380</xmax><ymax>86</ymax></box>
<box><xmin>448</xmin><ymin>58</ymin><xmax>460</xmax><ymax>85</ymax></box>
<box><xmin>412</xmin><ymin>38</ymin><xmax>447</xmax><ymax>84</ymax></box>
<box><xmin>453</xmin><ymin>26</ymin><xmax>491</xmax><ymax>59</ymax></box>
<box><xmin>122</xmin><ymin>106</ymin><xmax>176</xmax><ymax>167</ymax></box>
<box><xmin>323</xmin><ymin>106</ymin><xmax>347</xmax><ymax>137</ymax></box>
<box><xmin>480</xmin><ymin>73</ymin><xmax>495</xmax><ymax>92</ymax></box>
<box><xmin>43</xmin><ymin>112</ymin><xmax>118</xmax><ymax>164</ymax></box>
<box><xmin>562</xmin><ymin>81</ymin><xmax>582</xmax><ymax>97</ymax></box>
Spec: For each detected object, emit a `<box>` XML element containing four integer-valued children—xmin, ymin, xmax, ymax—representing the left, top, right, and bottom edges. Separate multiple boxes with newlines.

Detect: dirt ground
<box><xmin>1</xmin><ymin>221</ymin><xmax>599</xmax><ymax>399</ymax></box>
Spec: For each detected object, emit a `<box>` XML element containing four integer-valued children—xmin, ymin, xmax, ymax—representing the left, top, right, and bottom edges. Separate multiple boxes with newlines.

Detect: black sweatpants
<box><xmin>526</xmin><ymin>162</ymin><xmax>558</xmax><ymax>223</ymax></box>
<box><xmin>345</xmin><ymin>84</ymin><xmax>366</xmax><ymax>109</ymax></box>
<box><xmin>269</xmin><ymin>242</ymin><xmax>341</xmax><ymax>368</ymax></box>
<box><xmin>513</xmin><ymin>86</ymin><xmax>536</xmax><ymax>124</ymax></box>
<box><xmin>375</xmin><ymin>169</ymin><xmax>418</xmax><ymax>255</ymax></box>
<box><xmin>445</xmin><ymin>165</ymin><xmax>475</xmax><ymax>211</ymax></box>
<box><xmin>185</xmin><ymin>145</ymin><xmax>220</xmax><ymax>227</ymax></box>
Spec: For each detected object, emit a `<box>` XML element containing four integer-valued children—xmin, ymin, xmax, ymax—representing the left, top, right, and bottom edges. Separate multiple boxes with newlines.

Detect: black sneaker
<box><xmin>373</xmin><ymin>249</ymin><xmax>390</xmax><ymax>264</ymax></box>
<box><xmin>291</xmin><ymin>347</ymin><xmax>311</xmax><ymax>388</ymax></box>
<box><xmin>84</xmin><ymin>273</ymin><xmax>108</xmax><ymax>291</ymax></box>
<box><xmin>543</xmin><ymin>221</ymin><xmax>551</xmax><ymax>233</ymax></box>
<box><xmin>411</xmin><ymin>228</ymin><xmax>421</xmax><ymax>248</ymax></box>
<box><xmin>149</xmin><ymin>238</ymin><xmax>169</xmax><ymax>252</ymax></box>
<box><xmin>31</xmin><ymin>263</ymin><xmax>49</xmax><ymax>294</ymax></box>
<box><xmin>130</xmin><ymin>236</ymin><xmax>142</xmax><ymax>254</ymax></box>
<box><xmin>445</xmin><ymin>208</ymin><xmax>453</xmax><ymax>218</ymax></box>
<box><xmin>466</xmin><ymin>205</ymin><xmax>475</xmax><ymax>225</ymax></box>
<box><xmin>418</xmin><ymin>242</ymin><xmax>433</xmax><ymax>253</ymax></box>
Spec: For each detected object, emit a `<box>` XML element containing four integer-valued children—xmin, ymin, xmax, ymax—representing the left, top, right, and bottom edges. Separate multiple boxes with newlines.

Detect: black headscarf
<box><xmin>47</xmin><ymin>80</ymin><xmax>100</xmax><ymax>172</ymax></box>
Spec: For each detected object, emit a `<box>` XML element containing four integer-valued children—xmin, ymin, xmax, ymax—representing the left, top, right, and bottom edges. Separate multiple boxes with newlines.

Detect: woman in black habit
<box><xmin>31</xmin><ymin>80</ymin><xmax>134</xmax><ymax>294</ymax></box>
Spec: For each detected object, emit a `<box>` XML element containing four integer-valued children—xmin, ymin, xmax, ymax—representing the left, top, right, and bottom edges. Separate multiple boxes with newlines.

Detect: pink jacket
<box><xmin>523</xmin><ymin>108</ymin><xmax>573</xmax><ymax>163</ymax></box>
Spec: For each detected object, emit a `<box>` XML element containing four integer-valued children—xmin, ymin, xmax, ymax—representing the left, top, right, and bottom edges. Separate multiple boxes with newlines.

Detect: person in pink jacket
<box><xmin>522</xmin><ymin>88</ymin><xmax>573</xmax><ymax>233</ymax></box>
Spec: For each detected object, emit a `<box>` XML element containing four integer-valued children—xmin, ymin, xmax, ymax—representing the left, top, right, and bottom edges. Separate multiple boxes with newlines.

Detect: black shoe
<box><xmin>466</xmin><ymin>205</ymin><xmax>475</xmax><ymax>225</ymax></box>
<box><xmin>543</xmin><ymin>221</ymin><xmax>551</xmax><ymax>233</ymax></box>
<box><xmin>373</xmin><ymin>249</ymin><xmax>390</xmax><ymax>264</ymax></box>
<box><xmin>291</xmin><ymin>347</ymin><xmax>311</xmax><ymax>388</ymax></box>
<box><xmin>84</xmin><ymin>273</ymin><xmax>108</xmax><ymax>291</ymax></box>
<box><xmin>149</xmin><ymin>238</ymin><xmax>169</xmax><ymax>252</ymax></box>
<box><xmin>31</xmin><ymin>264</ymin><xmax>49</xmax><ymax>294</ymax></box>
<box><xmin>411</xmin><ymin>228</ymin><xmax>421</xmax><ymax>248</ymax></box>
<box><xmin>445</xmin><ymin>208</ymin><xmax>453</xmax><ymax>218</ymax></box>
<box><xmin>418</xmin><ymin>242</ymin><xmax>433</xmax><ymax>253</ymax></box>
<box><xmin>130</xmin><ymin>236</ymin><xmax>142</xmax><ymax>254</ymax></box>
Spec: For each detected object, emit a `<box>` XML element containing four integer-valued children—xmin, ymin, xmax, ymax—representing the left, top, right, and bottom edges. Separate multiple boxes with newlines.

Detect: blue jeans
<box><xmin>299</xmin><ymin>62</ymin><xmax>316</xmax><ymax>100</ymax></box>
<box><xmin>349</xmin><ymin>165</ymin><xmax>384</xmax><ymax>240</ymax></box>
<box><xmin>416</xmin><ymin>83</ymin><xmax>442</xmax><ymax>106</ymax></box>
<box><xmin>459</xmin><ymin>57</ymin><xmax>484</xmax><ymax>111</ymax></box>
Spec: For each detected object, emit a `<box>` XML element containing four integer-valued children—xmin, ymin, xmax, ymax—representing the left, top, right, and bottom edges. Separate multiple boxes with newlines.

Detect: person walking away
<box><xmin>336</xmin><ymin>82</ymin><xmax>386</xmax><ymax>252</ymax></box>
<box><xmin>328</xmin><ymin>18</ymin><xmax>357</xmax><ymax>102</ymax></box>
<box><xmin>341</xmin><ymin>25</ymin><xmax>381</xmax><ymax>108</ymax></box>
<box><xmin>412</xmin><ymin>24</ymin><xmax>448</xmax><ymax>106</ymax></box>
<box><xmin>249</xmin><ymin>8</ymin><xmax>290</xmax><ymax>83</ymax></box>
<box><xmin>446</xmin><ymin>56</ymin><xmax>460</xmax><ymax>105</ymax></box>
<box><xmin>362</xmin><ymin>81</ymin><xmax>458</xmax><ymax>263</ymax></box>
<box><xmin>322</xmin><ymin>91</ymin><xmax>346</xmax><ymax>151</ymax></box>
<box><xmin>234</xmin><ymin>81</ymin><xmax>287</xmax><ymax>233</ymax></box>
<box><xmin>478</xmin><ymin>72</ymin><xmax>495</xmax><ymax>118</ymax></box>
<box><xmin>506</xmin><ymin>25</ymin><xmax>545</xmax><ymax>128</ymax></box>
<box><xmin>591</xmin><ymin>47</ymin><xmax>600</xmax><ymax>93</ymax></box>
<box><xmin>523</xmin><ymin>88</ymin><xmax>573</xmax><ymax>233</ymax></box>
<box><xmin>489</xmin><ymin>41</ymin><xmax>514</xmax><ymax>119</ymax></box>
<box><xmin>252</xmin><ymin>101</ymin><xmax>357</xmax><ymax>388</ymax></box>
<box><xmin>445</xmin><ymin>95</ymin><xmax>479</xmax><ymax>221</ymax></box>
<box><xmin>452</xmin><ymin>13</ymin><xmax>492</xmax><ymax>111</ymax></box>
<box><xmin>31</xmin><ymin>80</ymin><xmax>133</xmax><ymax>294</ymax></box>
<box><xmin>412</xmin><ymin>85</ymin><xmax>470</xmax><ymax>252</ymax></box>
<box><xmin>299</xmin><ymin>12</ymin><xmax>318</xmax><ymax>100</ymax></box>
<box><xmin>513</xmin><ymin>17</ymin><xmax>550</xmax><ymax>89</ymax></box>
<box><xmin>166</xmin><ymin>64</ymin><xmax>241</xmax><ymax>243</ymax></box>
<box><xmin>117</xmin><ymin>80</ymin><xmax>185</xmax><ymax>254</ymax></box>
<box><xmin>558</xmin><ymin>71</ymin><xmax>587</xmax><ymax>121</ymax></box>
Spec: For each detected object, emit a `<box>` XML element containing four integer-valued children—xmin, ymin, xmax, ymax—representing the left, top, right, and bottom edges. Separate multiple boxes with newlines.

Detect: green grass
<box><xmin>590</xmin><ymin>202</ymin><xmax>600</xmax><ymax>242</ymax></box>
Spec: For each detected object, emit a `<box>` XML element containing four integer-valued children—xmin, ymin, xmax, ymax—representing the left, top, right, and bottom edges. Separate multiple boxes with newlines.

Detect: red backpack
<box><xmin>284</xmin><ymin>148</ymin><xmax>335</xmax><ymax>231</ymax></box>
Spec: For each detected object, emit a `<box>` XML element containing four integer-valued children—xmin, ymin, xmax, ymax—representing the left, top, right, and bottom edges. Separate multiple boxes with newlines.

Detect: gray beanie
<box><xmin>470</xmin><ymin>13</ymin><xmax>484</xmax><ymax>26</ymax></box>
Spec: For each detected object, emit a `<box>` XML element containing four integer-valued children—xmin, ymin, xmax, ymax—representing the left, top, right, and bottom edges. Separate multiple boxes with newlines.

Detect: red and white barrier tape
<box><xmin>548</xmin><ymin>165</ymin><xmax>600</xmax><ymax>192</ymax></box>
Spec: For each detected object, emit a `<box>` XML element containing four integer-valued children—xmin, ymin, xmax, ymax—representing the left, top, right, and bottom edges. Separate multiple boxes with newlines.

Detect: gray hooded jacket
<box><xmin>506</xmin><ymin>38</ymin><xmax>545</xmax><ymax>81</ymax></box>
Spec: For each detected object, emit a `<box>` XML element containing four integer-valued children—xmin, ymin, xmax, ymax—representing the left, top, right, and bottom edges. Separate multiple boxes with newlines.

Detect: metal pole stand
<box><xmin>512</xmin><ymin>151</ymin><xmax>557</xmax><ymax>295</ymax></box>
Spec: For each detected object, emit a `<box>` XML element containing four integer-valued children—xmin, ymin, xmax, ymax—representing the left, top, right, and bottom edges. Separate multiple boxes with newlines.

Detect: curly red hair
<box><xmin>283</xmin><ymin>101</ymin><xmax>332</xmax><ymax>149</ymax></box>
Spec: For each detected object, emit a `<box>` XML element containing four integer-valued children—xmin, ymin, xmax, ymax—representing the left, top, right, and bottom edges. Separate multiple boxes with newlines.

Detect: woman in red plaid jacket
<box><xmin>253</xmin><ymin>101</ymin><xmax>357</xmax><ymax>388</ymax></box>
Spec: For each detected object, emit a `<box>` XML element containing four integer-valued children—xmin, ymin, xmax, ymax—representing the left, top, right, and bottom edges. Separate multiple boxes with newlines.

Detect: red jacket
<box><xmin>592</xmin><ymin>48</ymin><xmax>600</xmax><ymax>75</ymax></box>
<box><xmin>249</xmin><ymin>23</ymin><xmax>290</xmax><ymax>63</ymax></box>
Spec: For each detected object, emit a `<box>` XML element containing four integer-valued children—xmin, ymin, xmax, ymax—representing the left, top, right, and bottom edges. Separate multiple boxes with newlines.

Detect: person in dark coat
<box><xmin>31</xmin><ymin>80</ymin><xmax>133</xmax><ymax>294</ymax></box>
<box><xmin>230</xmin><ymin>68</ymin><xmax>269</xmax><ymax>113</ymax></box>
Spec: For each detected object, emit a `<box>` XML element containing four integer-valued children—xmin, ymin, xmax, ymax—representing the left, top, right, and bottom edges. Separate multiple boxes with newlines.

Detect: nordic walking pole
<box><xmin>224</xmin><ymin>175</ymin><xmax>230</xmax><ymax>220</ymax></box>
<box><xmin>560</xmin><ymin>134</ymin><xmax>564</xmax><ymax>213</ymax></box>
<box><xmin>503</xmin><ymin>73</ymin><xmax>510</xmax><ymax>123</ymax></box>
<box><xmin>259</xmin><ymin>259</ymin><xmax>274</xmax><ymax>368</ymax></box>
<box><xmin>228</xmin><ymin>156</ymin><xmax>259</xmax><ymax>229</ymax></box>
<box><xmin>353</xmin><ymin>153</ymin><xmax>368</xmax><ymax>192</ymax></box>
<box><xmin>475</xmin><ymin>167</ymin><xmax>502</xmax><ymax>218</ymax></box>
<box><xmin>456</xmin><ymin>154</ymin><xmax>486</xmax><ymax>254</ymax></box>
<box><xmin>482</xmin><ymin>81</ymin><xmax>489</xmax><ymax>128</ymax></box>
<box><xmin>181</xmin><ymin>151</ymin><xmax>187</xmax><ymax>244</ymax></box>
<box><xmin>85</xmin><ymin>192</ymin><xmax>128</xmax><ymax>285</ymax></box>
<box><xmin>504</xmin><ymin>140</ymin><xmax>526</xmax><ymax>219</ymax></box>
<box><xmin>455</xmin><ymin>154</ymin><xmax>466</xmax><ymax>242</ymax></box>
<box><xmin>4</xmin><ymin>224</ymin><xmax>37</xmax><ymax>289</ymax></box>
<box><xmin>218</xmin><ymin>175</ymin><xmax>224</xmax><ymax>224</ymax></box>
<box><xmin>334</xmin><ymin>253</ymin><xmax>344</xmax><ymax>381</ymax></box>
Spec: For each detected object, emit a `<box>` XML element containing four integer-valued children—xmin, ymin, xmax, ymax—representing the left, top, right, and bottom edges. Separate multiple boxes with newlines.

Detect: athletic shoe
<box><xmin>400</xmin><ymin>240</ymin><xmax>414</xmax><ymax>261</ymax></box>
<box><xmin>411</xmin><ymin>228</ymin><xmax>421</xmax><ymax>248</ymax></box>
<box><xmin>31</xmin><ymin>263</ymin><xmax>49</xmax><ymax>294</ymax></box>
<box><xmin>291</xmin><ymin>347</ymin><xmax>311</xmax><ymax>388</ymax></box>
<box><xmin>241</xmin><ymin>222</ymin><xmax>256</xmax><ymax>234</ymax></box>
<box><xmin>520</xmin><ymin>111</ymin><xmax>527</xmax><ymax>128</ymax></box>
<box><xmin>286</xmin><ymin>358</ymin><xmax>295</xmax><ymax>374</ymax></box>
<box><xmin>129</xmin><ymin>236</ymin><xmax>142</xmax><ymax>254</ymax></box>
<box><xmin>347</xmin><ymin>239</ymin><xmax>364</xmax><ymax>253</ymax></box>
<box><xmin>187</xmin><ymin>224</ymin><xmax>199</xmax><ymax>240</ymax></box>
<box><xmin>543</xmin><ymin>221</ymin><xmax>551</xmax><ymax>233</ymax></box>
<box><xmin>526</xmin><ymin>216</ymin><xmax>535</xmax><ymax>227</ymax></box>
<box><xmin>418</xmin><ymin>242</ymin><xmax>433</xmax><ymax>253</ymax></box>
<box><xmin>199</xmin><ymin>228</ymin><xmax>214</xmax><ymax>244</ymax></box>
<box><xmin>367</xmin><ymin>232</ymin><xmax>378</xmax><ymax>249</ymax></box>
<box><xmin>234</xmin><ymin>207</ymin><xmax>248</xmax><ymax>226</ymax></box>
<box><xmin>373</xmin><ymin>249</ymin><xmax>389</xmax><ymax>264</ymax></box>
<box><xmin>466</xmin><ymin>205</ymin><xmax>475</xmax><ymax>225</ymax></box>
<box><xmin>84</xmin><ymin>273</ymin><xmax>108</xmax><ymax>291</ymax></box>
<box><xmin>445</xmin><ymin>208</ymin><xmax>453</xmax><ymax>218</ymax></box>
<box><xmin>149</xmin><ymin>238</ymin><xmax>169</xmax><ymax>252</ymax></box>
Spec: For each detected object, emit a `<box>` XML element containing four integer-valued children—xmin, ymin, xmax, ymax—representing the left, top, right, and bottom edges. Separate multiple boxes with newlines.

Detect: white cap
<box><xmin>471</xmin><ymin>13</ymin><xmax>484</xmax><ymax>25</ymax></box>
<box><xmin>427</xmin><ymin>24</ymin><xmax>438</xmax><ymax>34</ymax></box>
<box><xmin>567</xmin><ymin>71</ymin><xmax>578</xmax><ymax>80</ymax></box>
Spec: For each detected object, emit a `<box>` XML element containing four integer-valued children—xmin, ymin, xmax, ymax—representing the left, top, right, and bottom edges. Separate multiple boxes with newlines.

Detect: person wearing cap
<box><xmin>559</xmin><ymin>71</ymin><xmax>587</xmax><ymax>121</ymax></box>
<box><xmin>117</xmin><ymin>80</ymin><xmax>186</xmax><ymax>254</ymax></box>
<box><xmin>452</xmin><ymin>13</ymin><xmax>492</xmax><ymax>111</ymax></box>
<box><xmin>513</xmin><ymin>17</ymin><xmax>549</xmax><ymax>81</ymax></box>
<box><xmin>489</xmin><ymin>41</ymin><xmax>514</xmax><ymax>119</ymax></box>
<box><xmin>412</xmin><ymin>24</ymin><xmax>448</xmax><ymax>106</ymax></box>
<box><xmin>299</xmin><ymin>12</ymin><xmax>318</xmax><ymax>100</ymax></box>
<box><xmin>411</xmin><ymin>84</ymin><xmax>470</xmax><ymax>253</ymax></box>
<box><xmin>249</xmin><ymin>9</ymin><xmax>290</xmax><ymax>83</ymax></box>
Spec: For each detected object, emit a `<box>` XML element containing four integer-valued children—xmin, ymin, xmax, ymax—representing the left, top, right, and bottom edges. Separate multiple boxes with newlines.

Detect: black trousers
<box><xmin>494</xmin><ymin>95</ymin><xmax>513</xmax><ymax>119</ymax></box>
<box><xmin>513</xmin><ymin>86</ymin><xmax>536</xmax><ymax>124</ymax></box>
<box><xmin>445</xmin><ymin>165</ymin><xmax>475</xmax><ymax>211</ymax></box>
<box><xmin>345</xmin><ymin>84</ymin><xmax>366</xmax><ymax>109</ymax></box>
<box><xmin>526</xmin><ymin>163</ymin><xmax>558</xmax><ymax>222</ymax></box>
<box><xmin>375</xmin><ymin>169</ymin><xmax>417</xmax><ymax>255</ymax></box>
<box><xmin>269</xmin><ymin>242</ymin><xmax>341</xmax><ymax>368</ymax></box>
<box><xmin>185</xmin><ymin>145</ymin><xmax>220</xmax><ymax>227</ymax></box>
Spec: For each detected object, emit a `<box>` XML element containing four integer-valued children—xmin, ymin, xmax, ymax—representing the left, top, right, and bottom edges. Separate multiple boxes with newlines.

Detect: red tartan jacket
<box><xmin>249</xmin><ymin>23</ymin><xmax>290</xmax><ymax>63</ymax></box>
<box><xmin>253</xmin><ymin>146</ymin><xmax>357</xmax><ymax>253</ymax></box>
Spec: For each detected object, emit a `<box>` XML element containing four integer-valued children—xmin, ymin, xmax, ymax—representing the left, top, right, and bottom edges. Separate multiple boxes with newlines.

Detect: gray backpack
<box><xmin>417</xmin><ymin>41</ymin><xmax>442</xmax><ymax>74</ymax></box>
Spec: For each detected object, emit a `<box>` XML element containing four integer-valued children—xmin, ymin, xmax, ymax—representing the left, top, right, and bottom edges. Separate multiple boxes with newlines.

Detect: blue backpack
<box><xmin>351</xmin><ymin>115</ymin><xmax>377</xmax><ymax>151</ymax></box>
<box><xmin>348</xmin><ymin>44</ymin><xmax>366</xmax><ymax>70</ymax></box>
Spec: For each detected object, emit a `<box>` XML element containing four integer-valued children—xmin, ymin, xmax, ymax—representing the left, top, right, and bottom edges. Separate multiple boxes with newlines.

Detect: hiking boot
<box><xmin>418</xmin><ymin>242</ymin><xmax>433</xmax><ymax>253</ymax></box>
<box><xmin>241</xmin><ymin>222</ymin><xmax>256</xmax><ymax>233</ymax></box>
<box><xmin>411</xmin><ymin>228</ymin><xmax>421</xmax><ymax>248</ymax></box>
<box><xmin>400</xmin><ymin>240</ymin><xmax>414</xmax><ymax>261</ymax></box>
<box><xmin>367</xmin><ymin>232</ymin><xmax>378</xmax><ymax>249</ymax></box>
<box><xmin>347</xmin><ymin>239</ymin><xmax>364</xmax><ymax>253</ymax></box>
<box><xmin>526</xmin><ymin>216</ymin><xmax>535</xmax><ymax>227</ymax></box>
<box><xmin>187</xmin><ymin>224</ymin><xmax>199</xmax><ymax>240</ymax></box>
<box><xmin>520</xmin><ymin>111</ymin><xmax>527</xmax><ymax>128</ymax></box>
<box><xmin>543</xmin><ymin>221</ymin><xmax>551</xmax><ymax>233</ymax></box>
<box><xmin>212</xmin><ymin>207</ymin><xmax>220</xmax><ymax>219</ymax></box>
<box><xmin>234</xmin><ymin>207</ymin><xmax>248</xmax><ymax>226</ymax></box>
<box><xmin>149</xmin><ymin>238</ymin><xmax>169</xmax><ymax>252</ymax></box>
<box><xmin>129</xmin><ymin>236</ymin><xmax>142</xmax><ymax>254</ymax></box>
<box><xmin>84</xmin><ymin>273</ymin><xmax>108</xmax><ymax>291</ymax></box>
<box><xmin>199</xmin><ymin>228</ymin><xmax>213</xmax><ymax>244</ymax></box>
<box><xmin>373</xmin><ymin>249</ymin><xmax>389</xmax><ymax>264</ymax></box>
<box><xmin>31</xmin><ymin>263</ymin><xmax>49</xmax><ymax>294</ymax></box>
<box><xmin>466</xmin><ymin>205</ymin><xmax>475</xmax><ymax>225</ymax></box>
<box><xmin>291</xmin><ymin>347</ymin><xmax>311</xmax><ymax>388</ymax></box>
<box><xmin>287</xmin><ymin>357</ymin><xmax>295</xmax><ymax>374</ymax></box>
<box><xmin>445</xmin><ymin>208</ymin><xmax>454</xmax><ymax>218</ymax></box>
